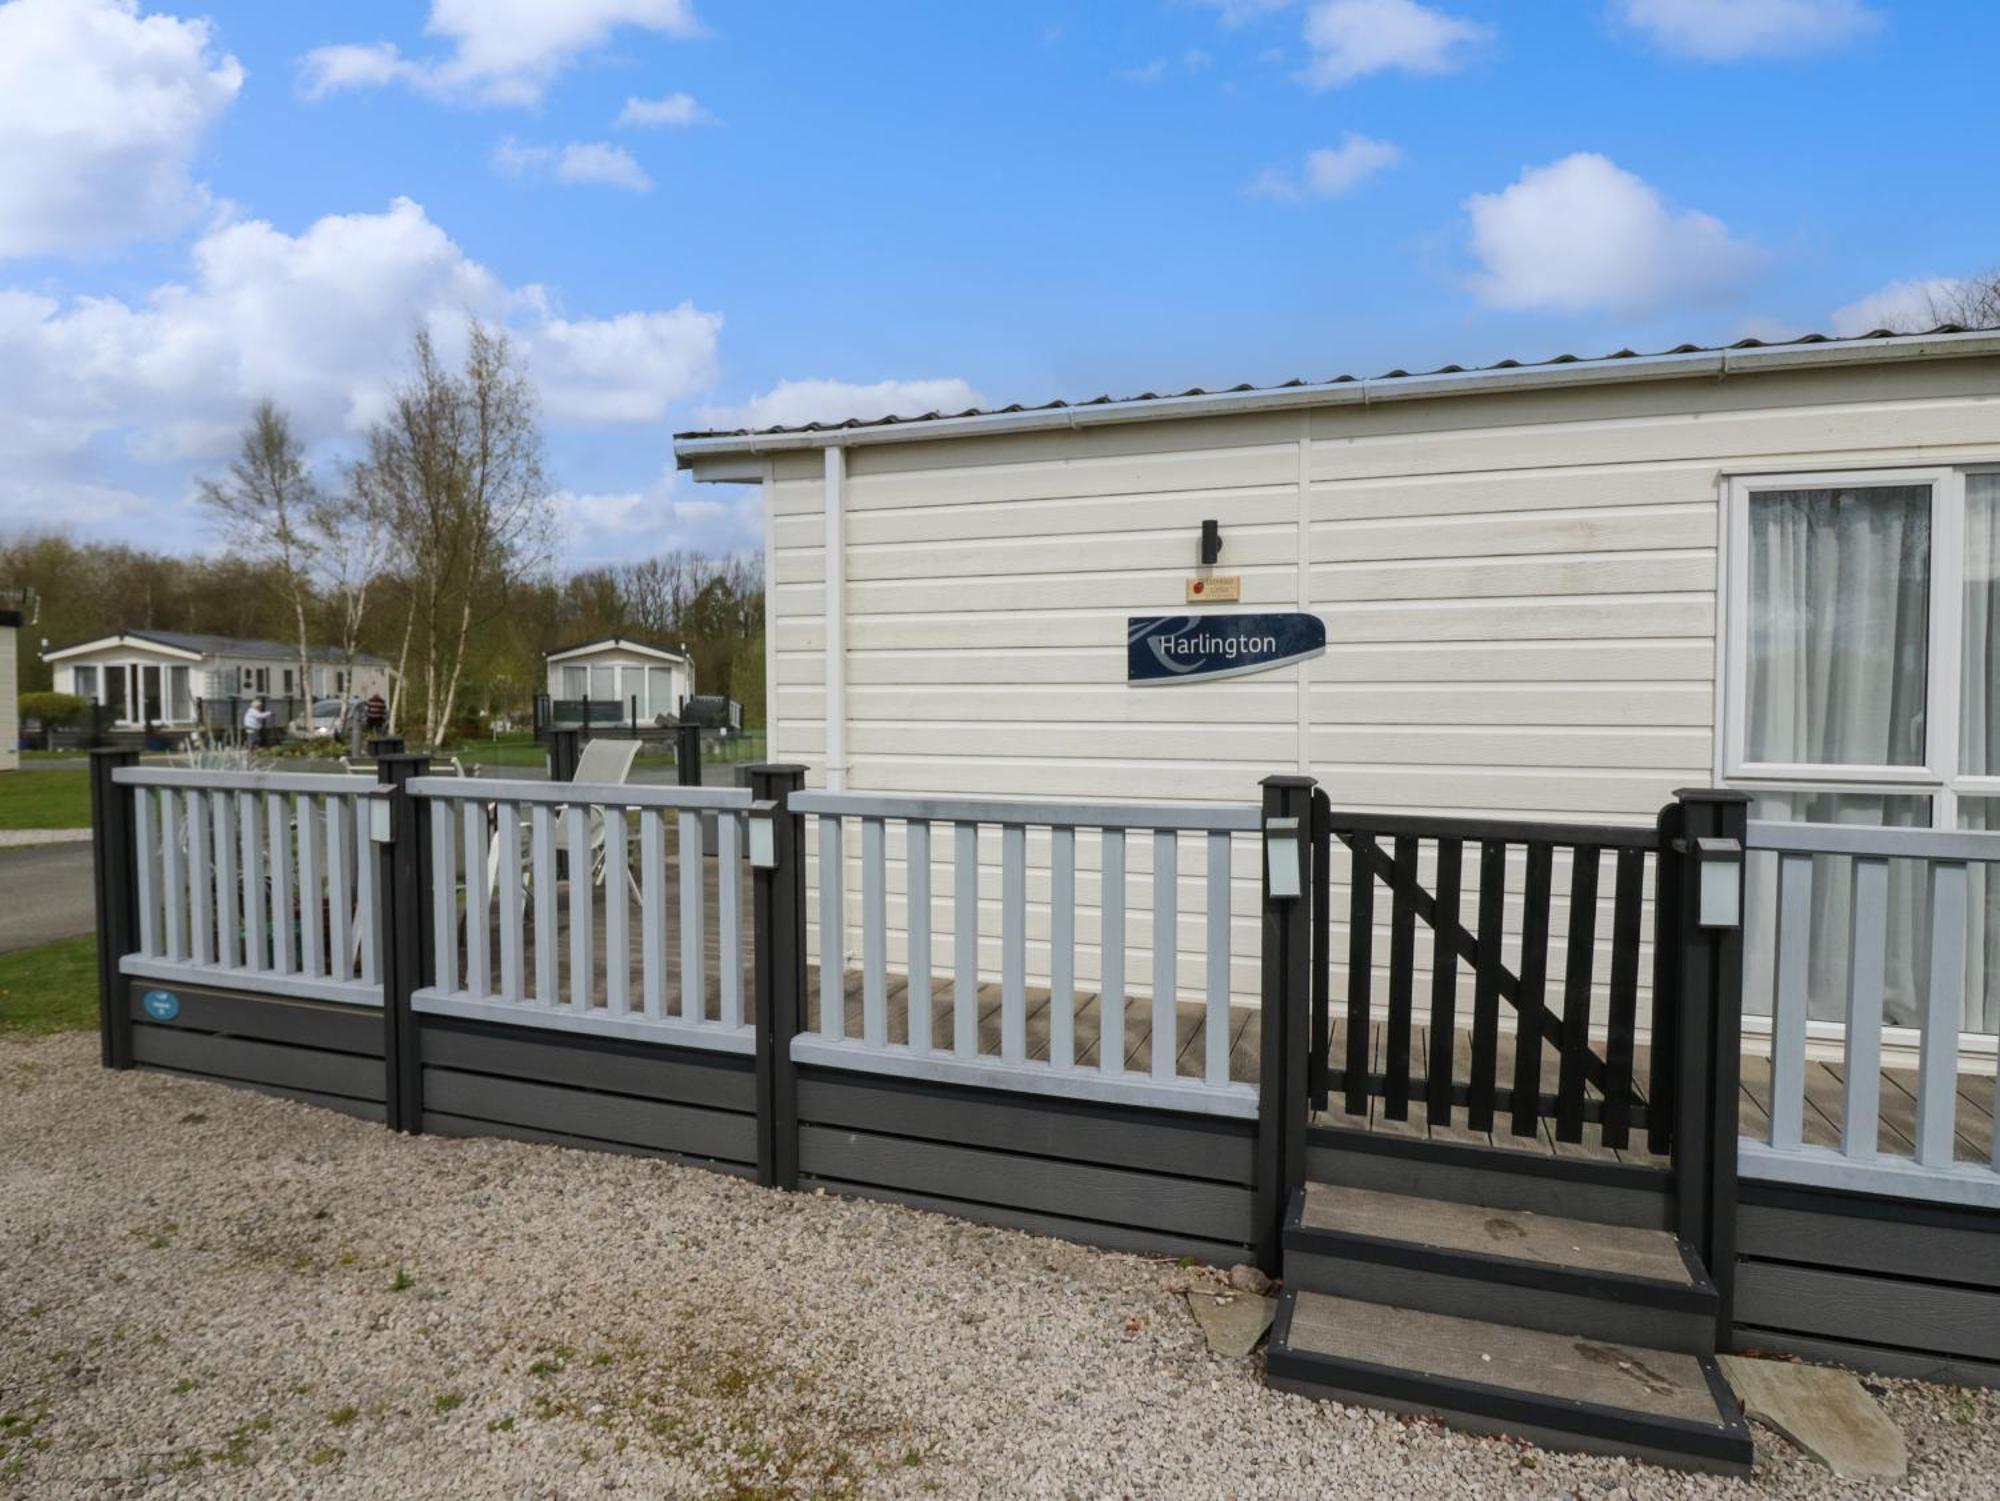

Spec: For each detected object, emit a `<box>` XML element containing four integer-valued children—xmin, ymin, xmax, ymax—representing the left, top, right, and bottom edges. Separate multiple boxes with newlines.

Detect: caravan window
<box><xmin>1741</xmin><ymin>482</ymin><xmax>1931</xmax><ymax>773</ymax></box>
<box><xmin>1725</xmin><ymin>465</ymin><xmax>2000</xmax><ymax>1038</ymax></box>
<box><xmin>72</xmin><ymin>666</ymin><xmax>97</xmax><ymax>702</ymax></box>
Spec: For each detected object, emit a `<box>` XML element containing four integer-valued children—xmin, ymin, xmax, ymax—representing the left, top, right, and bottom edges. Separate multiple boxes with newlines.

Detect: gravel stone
<box><xmin>4</xmin><ymin>1032</ymin><xmax>1998</xmax><ymax>1498</ymax></box>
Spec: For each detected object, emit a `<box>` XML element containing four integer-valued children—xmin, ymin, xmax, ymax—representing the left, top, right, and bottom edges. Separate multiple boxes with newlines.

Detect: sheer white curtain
<box><xmin>1744</xmin><ymin>485</ymin><xmax>1931</xmax><ymax>768</ymax></box>
<box><xmin>1962</xmin><ymin>476</ymin><xmax>2000</xmax><ymax>1033</ymax></box>
<box><xmin>1741</xmin><ymin>485</ymin><xmax>1932</xmax><ymax>1026</ymax></box>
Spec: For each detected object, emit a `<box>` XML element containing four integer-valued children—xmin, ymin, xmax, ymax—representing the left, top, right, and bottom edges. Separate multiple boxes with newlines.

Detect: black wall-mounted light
<box><xmin>1199</xmin><ymin>518</ymin><xmax>1222</xmax><ymax>567</ymax></box>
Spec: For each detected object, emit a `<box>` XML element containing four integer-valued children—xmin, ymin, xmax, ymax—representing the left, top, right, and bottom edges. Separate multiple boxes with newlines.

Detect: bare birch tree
<box><xmin>355</xmin><ymin>322</ymin><xmax>552</xmax><ymax>744</ymax></box>
<box><xmin>1929</xmin><ymin>270</ymin><xmax>2000</xmax><ymax>330</ymax></box>
<box><xmin>312</xmin><ymin>480</ymin><xmax>393</xmax><ymax>712</ymax></box>
<box><xmin>197</xmin><ymin>400</ymin><xmax>321</xmax><ymax>712</ymax></box>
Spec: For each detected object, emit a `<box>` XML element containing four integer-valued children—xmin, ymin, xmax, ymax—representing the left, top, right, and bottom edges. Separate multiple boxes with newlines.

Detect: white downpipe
<box><xmin>1295</xmin><ymin>415</ymin><xmax>1312</xmax><ymax>775</ymax></box>
<box><xmin>761</xmin><ymin>461</ymin><xmax>777</xmax><ymax>763</ymax></box>
<box><xmin>824</xmin><ymin>445</ymin><xmax>847</xmax><ymax>792</ymax></box>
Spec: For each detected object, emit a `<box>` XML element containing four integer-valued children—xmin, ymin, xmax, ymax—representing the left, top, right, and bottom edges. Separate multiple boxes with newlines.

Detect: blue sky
<box><xmin>1</xmin><ymin>0</ymin><xmax>1993</xmax><ymax>568</ymax></box>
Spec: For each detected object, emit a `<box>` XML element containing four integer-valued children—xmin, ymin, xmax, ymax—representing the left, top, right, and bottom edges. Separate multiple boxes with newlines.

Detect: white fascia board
<box><xmin>41</xmin><ymin>634</ymin><xmax>204</xmax><ymax>663</ymax></box>
<box><xmin>544</xmin><ymin>638</ymin><xmax>690</xmax><ymax>666</ymax></box>
<box><xmin>673</xmin><ymin>329</ymin><xmax>2000</xmax><ymax>475</ymax></box>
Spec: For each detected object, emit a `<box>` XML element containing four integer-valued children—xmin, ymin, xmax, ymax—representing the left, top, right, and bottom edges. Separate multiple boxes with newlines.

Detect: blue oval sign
<box><xmin>141</xmin><ymin>989</ymin><xmax>181</xmax><ymax>1021</ymax></box>
<box><xmin>1128</xmin><ymin>613</ymin><xmax>1326</xmax><ymax>685</ymax></box>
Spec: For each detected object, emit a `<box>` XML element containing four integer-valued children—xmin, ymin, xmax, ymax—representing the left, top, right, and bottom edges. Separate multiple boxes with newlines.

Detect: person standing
<box><xmin>242</xmin><ymin>696</ymin><xmax>273</xmax><ymax>749</ymax></box>
<box><xmin>364</xmin><ymin>690</ymin><xmax>388</xmax><ymax>735</ymax></box>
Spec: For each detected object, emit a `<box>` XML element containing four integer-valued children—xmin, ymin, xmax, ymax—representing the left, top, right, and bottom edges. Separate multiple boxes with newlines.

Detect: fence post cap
<box><xmin>1258</xmin><ymin>773</ymin><xmax>1318</xmax><ymax>790</ymax></box>
<box><xmin>1671</xmin><ymin>787</ymin><xmax>1751</xmax><ymax>804</ymax></box>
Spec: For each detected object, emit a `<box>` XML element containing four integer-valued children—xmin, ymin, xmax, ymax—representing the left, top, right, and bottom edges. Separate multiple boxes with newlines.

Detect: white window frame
<box><xmin>1721</xmin><ymin>465</ymin><xmax>1960</xmax><ymax>792</ymax></box>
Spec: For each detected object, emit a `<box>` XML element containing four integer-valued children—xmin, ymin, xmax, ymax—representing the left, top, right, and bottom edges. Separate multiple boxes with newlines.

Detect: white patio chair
<box><xmin>486</xmin><ymin>737</ymin><xmax>642</xmax><ymax>908</ymax></box>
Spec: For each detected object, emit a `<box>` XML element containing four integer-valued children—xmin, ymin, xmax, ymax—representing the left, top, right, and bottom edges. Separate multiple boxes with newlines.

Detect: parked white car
<box><xmin>288</xmin><ymin>697</ymin><xmax>353</xmax><ymax>741</ymax></box>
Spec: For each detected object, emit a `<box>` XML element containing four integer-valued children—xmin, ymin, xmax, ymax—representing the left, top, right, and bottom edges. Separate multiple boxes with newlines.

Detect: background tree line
<box><xmin>3</xmin><ymin>323</ymin><xmax>763</xmax><ymax>742</ymax></box>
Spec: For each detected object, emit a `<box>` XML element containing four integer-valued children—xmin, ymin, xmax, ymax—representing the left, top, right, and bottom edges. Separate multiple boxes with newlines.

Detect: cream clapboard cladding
<box><xmin>698</xmin><ymin>352</ymin><xmax>2000</xmax><ymax>1013</ymax></box>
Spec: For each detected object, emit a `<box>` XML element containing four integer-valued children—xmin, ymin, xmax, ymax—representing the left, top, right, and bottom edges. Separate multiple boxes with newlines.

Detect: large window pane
<box><xmin>1745</xmin><ymin>485</ymin><xmax>1931</xmax><ymax>767</ymax></box>
<box><xmin>1964</xmin><ymin>475</ymin><xmax>2000</xmax><ymax>777</ymax></box>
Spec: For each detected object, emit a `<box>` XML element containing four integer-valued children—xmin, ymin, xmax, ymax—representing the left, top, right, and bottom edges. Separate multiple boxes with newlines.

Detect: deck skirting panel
<box><xmin>126</xmin><ymin>977</ymin><xmax>386</xmax><ymax>1114</ymax></box>
<box><xmin>414</xmin><ymin>1016</ymin><xmax>757</xmax><ymax>1168</ymax></box>
<box><xmin>1732</xmin><ymin>1181</ymin><xmax>2000</xmax><ymax>1385</ymax></box>
<box><xmin>795</xmin><ymin>1067</ymin><xmax>1257</xmax><ymax>1258</ymax></box>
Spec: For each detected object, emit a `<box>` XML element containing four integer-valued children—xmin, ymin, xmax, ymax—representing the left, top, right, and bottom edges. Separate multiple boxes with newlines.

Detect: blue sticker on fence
<box><xmin>141</xmin><ymin>990</ymin><xmax>181</xmax><ymax>1022</ymax></box>
<box><xmin>1127</xmin><ymin>613</ymin><xmax>1326</xmax><ymax>685</ymax></box>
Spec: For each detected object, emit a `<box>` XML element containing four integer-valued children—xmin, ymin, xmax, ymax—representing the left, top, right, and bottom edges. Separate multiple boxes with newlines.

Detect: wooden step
<box><xmin>1266</xmin><ymin>1291</ymin><xmax>1753</xmax><ymax>1476</ymax></box>
<box><xmin>1284</xmin><ymin>1183</ymin><xmax>1718</xmax><ymax>1354</ymax></box>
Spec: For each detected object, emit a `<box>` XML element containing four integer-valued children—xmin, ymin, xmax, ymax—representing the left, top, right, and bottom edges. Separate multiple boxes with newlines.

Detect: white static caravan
<box><xmin>43</xmin><ymin>630</ymin><xmax>392</xmax><ymax>735</ymax></box>
<box><xmin>544</xmin><ymin>636</ymin><xmax>694</xmax><ymax>725</ymax></box>
<box><xmin>677</xmin><ymin>327</ymin><xmax>2000</xmax><ymax>1048</ymax></box>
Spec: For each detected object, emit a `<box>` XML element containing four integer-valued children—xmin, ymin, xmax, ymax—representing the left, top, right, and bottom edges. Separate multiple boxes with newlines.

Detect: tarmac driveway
<box><xmin>0</xmin><ymin>839</ymin><xmax>96</xmax><ymax>952</ymax></box>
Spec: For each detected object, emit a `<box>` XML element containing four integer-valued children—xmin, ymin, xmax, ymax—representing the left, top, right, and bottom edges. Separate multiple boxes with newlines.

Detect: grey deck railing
<box><xmin>406</xmin><ymin>777</ymin><xmax>756</xmax><ymax>1054</ymax></box>
<box><xmin>1740</xmin><ymin>818</ymin><xmax>2000</xmax><ymax>1208</ymax></box>
<box><xmin>112</xmin><ymin>766</ymin><xmax>382</xmax><ymax>1007</ymax></box>
<box><xmin>789</xmin><ymin>790</ymin><xmax>1262</xmax><ymax>1118</ymax></box>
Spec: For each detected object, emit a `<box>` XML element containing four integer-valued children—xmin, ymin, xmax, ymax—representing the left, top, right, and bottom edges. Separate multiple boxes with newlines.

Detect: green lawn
<box><xmin>445</xmin><ymin>735</ymin><xmax>548</xmax><ymax>769</ymax></box>
<box><xmin>0</xmin><ymin>936</ymin><xmax>99</xmax><ymax>1037</ymax></box>
<box><xmin>0</xmin><ymin>770</ymin><xmax>94</xmax><ymax>830</ymax></box>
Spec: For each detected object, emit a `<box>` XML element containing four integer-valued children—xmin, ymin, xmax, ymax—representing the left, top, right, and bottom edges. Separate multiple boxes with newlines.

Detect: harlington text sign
<box><xmin>1127</xmin><ymin>613</ymin><xmax>1326</xmax><ymax>685</ymax></box>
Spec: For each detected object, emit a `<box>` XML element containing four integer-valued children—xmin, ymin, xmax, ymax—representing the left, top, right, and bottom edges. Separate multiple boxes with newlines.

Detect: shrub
<box><xmin>18</xmin><ymin>692</ymin><xmax>88</xmax><ymax>728</ymax></box>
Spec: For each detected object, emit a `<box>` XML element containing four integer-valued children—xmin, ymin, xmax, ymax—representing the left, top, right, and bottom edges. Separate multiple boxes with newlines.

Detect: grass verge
<box><xmin>0</xmin><ymin>771</ymin><xmax>94</xmax><ymax>830</ymax></box>
<box><xmin>0</xmin><ymin>936</ymin><xmax>99</xmax><ymax>1037</ymax></box>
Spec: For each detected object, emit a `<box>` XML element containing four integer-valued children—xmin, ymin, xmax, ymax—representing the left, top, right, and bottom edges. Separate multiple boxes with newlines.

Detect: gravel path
<box><xmin>3</xmin><ymin>1033</ymin><xmax>1996</xmax><ymax>1500</ymax></box>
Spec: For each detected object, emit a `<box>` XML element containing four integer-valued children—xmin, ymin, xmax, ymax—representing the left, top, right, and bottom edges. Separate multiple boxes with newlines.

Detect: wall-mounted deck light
<box><xmin>747</xmin><ymin>800</ymin><xmax>779</xmax><ymax>869</ymax></box>
<box><xmin>368</xmin><ymin>794</ymin><xmax>394</xmax><ymax>845</ymax></box>
<box><xmin>1266</xmin><ymin>815</ymin><xmax>1302</xmax><ymax>900</ymax></box>
<box><xmin>1695</xmin><ymin>836</ymin><xmax>1743</xmax><ymax>929</ymax></box>
<box><xmin>1200</xmin><ymin>519</ymin><xmax>1222</xmax><ymax>567</ymax></box>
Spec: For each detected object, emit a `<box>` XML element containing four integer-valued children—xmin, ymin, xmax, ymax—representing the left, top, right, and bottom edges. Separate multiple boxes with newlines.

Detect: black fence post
<box><xmin>375</xmin><ymin>753</ymin><xmax>432</xmax><ymax>1132</ymax></box>
<box><xmin>676</xmin><ymin>723</ymin><xmax>702</xmax><ymax>787</ymax></box>
<box><xmin>367</xmin><ymin>736</ymin><xmax>405</xmax><ymax>760</ymax></box>
<box><xmin>547</xmin><ymin>727</ymin><xmax>581</xmax><ymax>783</ymax></box>
<box><xmin>1668</xmin><ymin>787</ymin><xmax>1750</xmax><ymax>1339</ymax></box>
<box><xmin>1256</xmin><ymin>773</ymin><xmax>1316</xmax><ymax>1275</ymax></box>
<box><xmin>89</xmin><ymin>747</ymin><xmax>141</xmax><ymax>1070</ymax></box>
<box><xmin>748</xmin><ymin>764</ymin><xmax>808</xmax><ymax>1190</ymax></box>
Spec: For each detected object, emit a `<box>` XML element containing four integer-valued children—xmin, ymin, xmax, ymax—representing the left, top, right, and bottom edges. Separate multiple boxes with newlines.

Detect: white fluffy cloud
<box><xmin>1301</xmin><ymin>0</ymin><xmax>1490</xmax><ymax>88</ymax></box>
<box><xmin>494</xmin><ymin>139</ymin><xmax>653</xmax><ymax>192</ymax></box>
<box><xmin>1464</xmin><ymin>153</ymin><xmax>1764</xmax><ymax>313</ymax></box>
<box><xmin>0</xmin><ymin>197</ymin><xmax>722</xmax><ymax>505</ymax></box>
<box><xmin>695</xmin><ymin>378</ymin><xmax>987</xmax><ymax>433</ymax></box>
<box><xmin>553</xmin><ymin>470</ymin><xmax>760</xmax><ymax>566</ymax></box>
<box><xmin>617</xmin><ymin>92</ymin><xmax>713</xmax><ymax>127</ymax></box>
<box><xmin>1618</xmin><ymin>0</ymin><xmax>1880</xmax><ymax>62</ymax></box>
<box><xmin>0</xmin><ymin>0</ymin><xmax>244</xmax><ymax>260</ymax></box>
<box><xmin>1250</xmin><ymin>134</ymin><xmax>1403</xmax><ymax>201</ymax></box>
<box><xmin>534</xmin><ymin>308</ymin><xmax>721</xmax><ymax>424</ymax></box>
<box><xmin>1829</xmin><ymin>278</ymin><xmax>1964</xmax><ymax>336</ymax></box>
<box><xmin>301</xmin><ymin>0</ymin><xmax>701</xmax><ymax>107</ymax></box>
